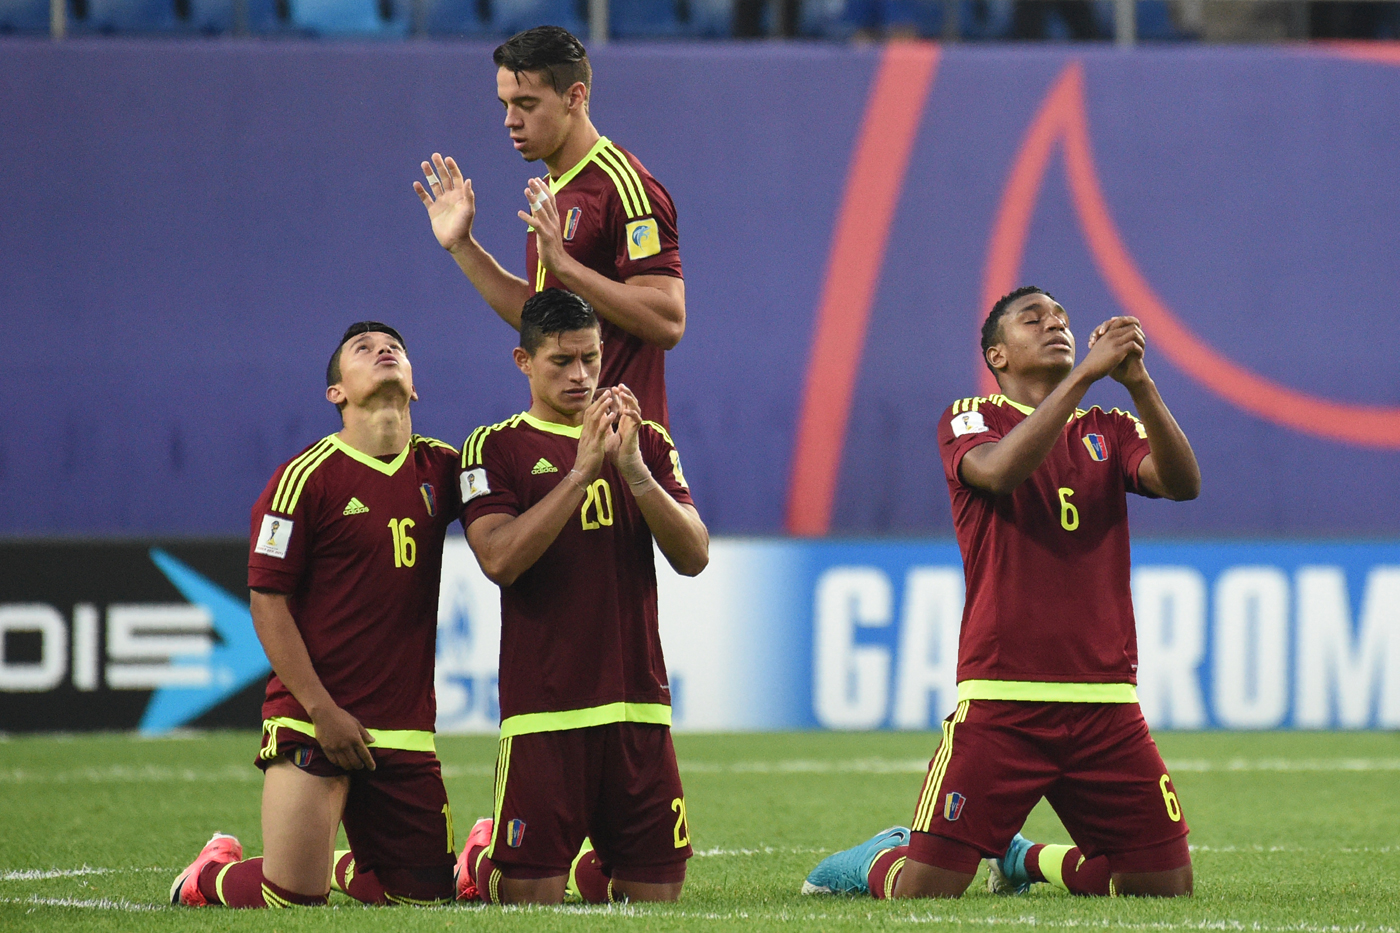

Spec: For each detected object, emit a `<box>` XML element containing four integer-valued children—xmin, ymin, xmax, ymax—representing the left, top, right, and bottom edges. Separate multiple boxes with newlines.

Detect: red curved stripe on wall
<box><xmin>786</xmin><ymin>42</ymin><xmax>941</xmax><ymax>536</ymax></box>
<box><xmin>981</xmin><ymin>62</ymin><xmax>1400</xmax><ymax>448</ymax></box>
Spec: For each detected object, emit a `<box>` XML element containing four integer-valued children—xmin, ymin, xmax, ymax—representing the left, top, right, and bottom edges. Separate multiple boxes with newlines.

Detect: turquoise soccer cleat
<box><xmin>801</xmin><ymin>826</ymin><xmax>911</xmax><ymax>895</ymax></box>
<box><xmin>986</xmin><ymin>832</ymin><xmax>1035</xmax><ymax>895</ymax></box>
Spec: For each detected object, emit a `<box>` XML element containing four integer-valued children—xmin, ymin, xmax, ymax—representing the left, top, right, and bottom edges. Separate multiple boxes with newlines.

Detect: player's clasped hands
<box><xmin>1081</xmin><ymin>315</ymin><xmax>1146</xmax><ymax>383</ymax></box>
<box><xmin>574</xmin><ymin>388</ymin><xmax>618</xmax><ymax>482</ymax></box>
<box><xmin>413</xmin><ymin>153</ymin><xmax>476</xmax><ymax>252</ymax></box>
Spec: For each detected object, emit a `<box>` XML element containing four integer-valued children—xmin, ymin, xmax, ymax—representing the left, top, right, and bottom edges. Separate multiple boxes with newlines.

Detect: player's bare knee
<box><xmin>892</xmin><ymin>860</ymin><xmax>975</xmax><ymax>899</ymax></box>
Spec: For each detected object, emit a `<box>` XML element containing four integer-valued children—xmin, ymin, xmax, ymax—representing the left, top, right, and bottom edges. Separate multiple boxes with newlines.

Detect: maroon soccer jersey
<box><xmin>248</xmin><ymin>433</ymin><xmax>460</xmax><ymax>732</ymax></box>
<box><xmin>938</xmin><ymin>394</ymin><xmax>1155</xmax><ymax>696</ymax></box>
<box><xmin>526</xmin><ymin>137</ymin><xmax>683</xmax><ymax>426</ymax></box>
<box><xmin>458</xmin><ymin>412</ymin><xmax>693</xmax><ymax>735</ymax></box>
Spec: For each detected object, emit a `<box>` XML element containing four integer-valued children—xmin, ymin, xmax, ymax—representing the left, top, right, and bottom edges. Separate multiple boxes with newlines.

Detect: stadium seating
<box><xmin>78</xmin><ymin>0</ymin><xmax>178</xmax><ymax>32</ymax></box>
<box><xmin>605</xmin><ymin>0</ymin><xmax>731</xmax><ymax>39</ymax></box>
<box><xmin>288</xmin><ymin>0</ymin><xmax>408</xmax><ymax>36</ymax></box>
<box><xmin>0</xmin><ymin>0</ymin><xmax>49</xmax><ymax>32</ymax></box>
<box><xmin>422</xmin><ymin>0</ymin><xmax>493</xmax><ymax>36</ymax></box>
<box><xmin>490</xmin><ymin>0</ymin><xmax>585</xmax><ymax>36</ymax></box>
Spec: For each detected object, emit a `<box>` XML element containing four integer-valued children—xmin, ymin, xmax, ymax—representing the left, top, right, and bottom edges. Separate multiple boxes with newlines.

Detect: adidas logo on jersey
<box><xmin>531</xmin><ymin>458</ymin><xmax>559</xmax><ymax>475</ymax></box>
<box><xmin>343</xmin><ymin>497</ymin><xmax>369</xmax><ymax>515</ymax></box>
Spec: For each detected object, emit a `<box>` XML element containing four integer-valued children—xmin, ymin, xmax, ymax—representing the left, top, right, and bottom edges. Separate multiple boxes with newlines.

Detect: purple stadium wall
<box><xmin>3</xmin><ymin>38</ymin><xmax>1398</xmax><ymax>538</ymax></box>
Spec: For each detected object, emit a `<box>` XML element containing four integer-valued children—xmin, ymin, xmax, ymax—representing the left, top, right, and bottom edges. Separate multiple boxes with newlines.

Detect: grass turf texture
<box><xmin>2</xmin><ymin>731</ymin><xmax>1398</xmax><ymax>931</ymax></box>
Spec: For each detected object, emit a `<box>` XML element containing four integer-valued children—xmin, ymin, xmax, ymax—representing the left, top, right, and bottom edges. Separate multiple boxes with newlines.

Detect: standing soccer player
<box><xmin>804</xmin><ymin>287</ymin><xmax>1200</xmax><ymax>899</ymax></box>
<box><xmin>453</xmin><ymin>289</ymin><xmax>708</xmax><ymax>905</ymax></box>
<box><xmin>170</xmin><ymin>323</ymin><xmax>461</xmax><ymax>908</ymax></box>
<box><xmin>414</xmin><ymin>25</ymin><xmax>685</xmax><ymax>426</ymax></box>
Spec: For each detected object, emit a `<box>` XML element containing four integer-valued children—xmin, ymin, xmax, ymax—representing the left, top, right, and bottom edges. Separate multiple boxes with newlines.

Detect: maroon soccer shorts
<box><xmin>907</xmin><ymin>700</ymin><xmax>1190</xmax><ymax>874</ymax></box>
<box><xmin>255</xmin><ymin>721</ymin><xmax>456</xmax><ymax>875</ymax></box>
<box><xmin>488</xmin><ymin>722</ymin><xmax>691</xmax><ymax>882</ymax></box>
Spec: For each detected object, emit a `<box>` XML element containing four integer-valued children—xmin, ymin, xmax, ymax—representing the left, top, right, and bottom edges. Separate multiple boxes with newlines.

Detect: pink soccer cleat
<box><xmin>169</xmin><ymin>832</ymin><xmax>242</xmax><ymax>906</ymax></box>
<box><xmin>453</xmin><ymin>818</ymin><xmax>494</xmax><ymax>902</ymax></box>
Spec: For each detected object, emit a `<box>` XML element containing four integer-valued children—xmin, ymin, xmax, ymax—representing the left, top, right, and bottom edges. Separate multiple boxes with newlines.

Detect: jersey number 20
<box><xmin>581</xmin><ymin>479</ymin><xmax>614</xmax><ymax>531</ymax></box>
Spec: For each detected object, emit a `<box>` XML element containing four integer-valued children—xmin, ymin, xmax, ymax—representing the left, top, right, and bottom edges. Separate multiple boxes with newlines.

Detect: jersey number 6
<box><xmin>1057</xmin><ymin>487</ymin><xmax>1079</xmax><ymax>532</ymax></box>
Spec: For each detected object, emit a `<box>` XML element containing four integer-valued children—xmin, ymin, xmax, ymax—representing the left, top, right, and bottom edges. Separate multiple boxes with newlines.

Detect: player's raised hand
<box><xmin>414</xmin><ymin>153</ymin><xmax>476</xmax><ymax>252</ymax></box>
<box><xmin>518</xmin><ymin>178</ymin><xmax>568</xmax><ymax>272</ymax></box>
<box><xmin>1079</xmin><ymin>316</ymin><xmax>1145</xmax><ymax>383</ymax></box>
<box><xmin>311</xmin><ymin>703</ymin><xmax>377</xmax><ymax>771</ymax></box>
<box><xmin>575</xmin><ymin>388</ymin><xmax>615</xmax><ymax>482</ymax></box>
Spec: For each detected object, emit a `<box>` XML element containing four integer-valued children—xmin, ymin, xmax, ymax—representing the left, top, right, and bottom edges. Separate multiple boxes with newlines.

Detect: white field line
<box><xmin>4</xmin><ymin>758</ymin><xmax>1400</xmax><ymax>785</ymax></box>
<box><xmin>1</xmin><ymin>867</ymin><xmax>166</xmax><ymax>880</ymax></box>
<box><xmin>0</xmin><ymin>895</ymin><xmax>163</xmax><ymax>911</ymax></box>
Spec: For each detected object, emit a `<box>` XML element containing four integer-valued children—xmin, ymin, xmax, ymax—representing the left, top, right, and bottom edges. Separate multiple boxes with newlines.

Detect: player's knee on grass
<box><xmin>609</xmin><ymin>862</ymin><xmax>686</xmax><ymax>902</ymax></box>
<box><xmin>497</xmin><ymin>872</ymin><xmax>570</xmax><ymax>904</ymax></box>
<box><xmin>894</xmin><ymin>833</ymin><xmax>980</xmax><ymax>898</ymax></box>
<box><xmin>1108</xmin><ymin>837</ymin><xmax>1193</xmax><ymax>897</ymax></box>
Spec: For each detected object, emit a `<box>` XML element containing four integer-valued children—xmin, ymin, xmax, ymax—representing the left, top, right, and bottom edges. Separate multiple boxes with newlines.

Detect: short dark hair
<box><xmin>980</xmin><ymin>286</ymin><xmax>1057</xmax><ymax>374</ymax></box>
<box><xmin>327</xmin><ymin>321</ymin><xmax>406</xmax><ymax>388</ymax></box>
<box><xmin>493</xmin><ymin>25</ymin><xmax>591</xmax><ymax>97</ymax></box>
<box><xmin>520</xmin><ymin>289</ymin><xmax>598</xmax><ymax>354</ymax></box>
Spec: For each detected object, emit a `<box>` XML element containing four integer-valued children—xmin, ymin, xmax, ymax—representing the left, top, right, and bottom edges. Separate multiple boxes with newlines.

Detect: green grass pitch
<box><xmin>3</xmin><ymin>730</ymin><xmax>1398</xmax><ymax>931</ymax></box>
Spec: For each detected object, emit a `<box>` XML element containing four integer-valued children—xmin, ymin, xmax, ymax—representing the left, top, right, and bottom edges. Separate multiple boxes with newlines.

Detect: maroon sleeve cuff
<box><xmin>947</xmin><ymin>435</ymin><xmax>999</xmax><ymax>489</ymax></box>
<box><xmin>248</xmin><ymin>566</ymin><xmax>298</xmax><ymax>593</ymax></box>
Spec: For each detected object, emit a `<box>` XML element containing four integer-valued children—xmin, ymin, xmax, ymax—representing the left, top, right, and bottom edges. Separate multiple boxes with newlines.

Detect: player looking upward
<box><xmin>415</xmin><ymin>25</ymin><xmax>685</xmax><ymax>426</ymax></box>
<box><xmin>804</xmin><ymin>287</ymin><xmax>1201</xmax><ymax>900</ymax></box>
<box><xmin>171</xmin><ymin>323</ymin><xmax>461</xmax><ymax>909</ymax></box>
<box><xmin>453</xmin><ymin>288</ymin><xmax>708</xmax><ymax>905</ymax></box>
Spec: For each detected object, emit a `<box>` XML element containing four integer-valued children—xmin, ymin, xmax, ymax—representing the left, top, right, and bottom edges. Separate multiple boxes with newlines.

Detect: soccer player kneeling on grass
<box><xmin>171</xmin><ymin>323</ymin><xmax>462</xmax><ymax>908</ymax></box>
<box><xmin>454</xmin><ymin>288</ymin><xmax>709</xmax><ymax>905</ymax></box>
<box><xmin>804</xmin><ymin>287</ymin><xmax>1201</xmax><ymax>900</ymax></box>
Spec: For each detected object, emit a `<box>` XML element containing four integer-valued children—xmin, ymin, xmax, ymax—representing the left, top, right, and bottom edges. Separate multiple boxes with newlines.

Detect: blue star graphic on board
<box><xmin>139</xmin><ymin>549</ymin><xmax>270</xmax><ymax>735</ymax></box>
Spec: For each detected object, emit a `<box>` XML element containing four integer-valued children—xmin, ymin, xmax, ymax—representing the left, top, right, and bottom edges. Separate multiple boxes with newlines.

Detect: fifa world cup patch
<box><xmin>1082</xmin><ymin>433</ymin><xmax>1108</xmax><ymax>461</ymax></box>
<box><xmin>625</xmin><ymin>218</ymin><xmax>661</xmax><ymax>260</ymax></box>
<box><xmin>506</xmin><ymin>819</ymin><xmax>526</xmax><ymax>848</ymax></box>
<box><xmin>460</xmin><ymin>468</ymin><xmax>490</xmax><ymax>502</ymax></box>
<box><xmin>254</xmin><ymin>514</ymin><xmax>293</xmax><ymax>559</ymax></box>
<box><xmin>950</xmin><ymin>411</ymin><xmax>989</xmax><ymax>437</ymax></box>
<box><xmin>943</xmin><ymin>792</ymin><xmax>966</xmax><ymax>821</ymax></box>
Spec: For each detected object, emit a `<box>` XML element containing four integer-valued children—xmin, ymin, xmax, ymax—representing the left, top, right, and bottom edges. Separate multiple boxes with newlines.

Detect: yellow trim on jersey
<box><xmin>271</xmin><ymin>437</ymin><xmax>336</xmax><ymax>514</ymax></box>
<box><xmin>486</xmin><ymin>736</ymin><xmax>512</xmax><ymax>860</ymax></box>
<box><xmin>413</xmin><ymin>433</ymin><xmax>459</xmax><ymax>454</ymax></box>
<box><xmin>520</xmin><ymin>411</ymin><xmax>583</xmax><ymax>438</ymax></box>
<box><xmin>641</xmin><ymin>419</ymin><xmax>676</xmax><ymax>448</ymax></box>
<box><xmin>550</xmin><ymin>136</ymin><xmax>611</xmax><ymax>192</ymax></box>
<box><xmin>498</xmin><ymin>701</ymin><xmax>672</xmax><ymax>738</ymax></box>
<box><xmin>956</xmin><ymin>680</ymin><xmax>1139</xmax><ymax>703</ymax></box>
<box><xmin>262</xmin><ymin>716</ymin><xmax>436</xmax><ymax>752</ymax></box>
<box><xmin>603</xmin><ymin>144</ymin><xmax>652</xmax><ymax>216</ymax></box>
<box><xmin>214</xmin><ymin>861</ymin><xmax>236</xmax><ymax>905</ymax></box>
<box><xmin>463</xmin><ymin>414</ymin><xmax>527</xmax><ymax>467</ymax></box>
<box><xmin>883</xmin><ymin>856</ymin><xmax>907</xmax><ymax>899</ymax></box>
<box><xmin>913</xmin><ymin>700</ymin><xmax>969</xmax><ymax>832</ymax></box>
<box><xmin>328</xmin><ymin>434</ymin><xmax>410</xmax><ymax>476</ymax></box>
<box><xmin>595</xmin><ymin>145</ymin><xmax>650</xmax><ymax>219</ymax></box>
